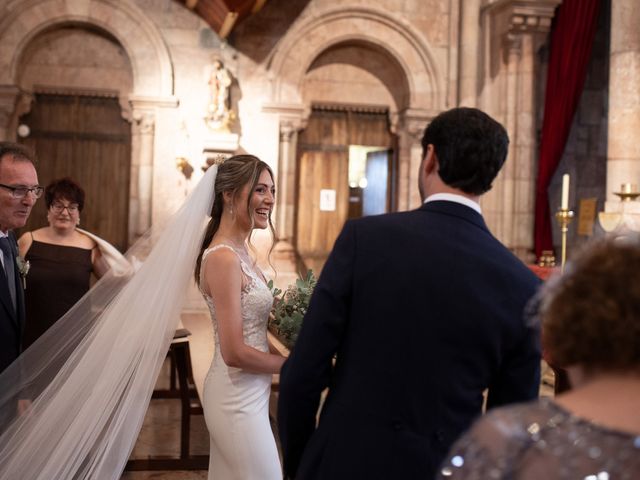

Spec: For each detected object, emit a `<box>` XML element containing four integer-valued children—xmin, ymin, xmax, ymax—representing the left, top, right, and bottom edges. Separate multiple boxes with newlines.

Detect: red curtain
<box><xmin>534</xmin><ymin>0</ymin><xmax>602</xmax><ymax>259</ymax></box>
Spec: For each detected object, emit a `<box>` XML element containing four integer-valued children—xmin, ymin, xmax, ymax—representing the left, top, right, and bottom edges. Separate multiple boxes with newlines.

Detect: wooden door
<box><xmin>295</xmin><ymin>149</ymin><xmax>349</xmax><ymax>275</ymax></box>
<box><xmin>19</xmin><ymin>93</ymin><xmax>131</xmax><ymax>251</ymax></box>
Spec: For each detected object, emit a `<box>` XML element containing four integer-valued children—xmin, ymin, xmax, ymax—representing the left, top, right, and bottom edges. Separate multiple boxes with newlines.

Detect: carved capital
<box><xmin>503</xmin><ymin>32</ymin><xmax>523</xmax><ymax>59</ymax></box>
<box><xmin>484</xmin><ymin>0</ymin><xmax>562</xmax><ymax>35</ymax></box>
<box><xmin>398</xmin><ymin>108</ymin><xmax>435</xmax><ymax>144</ymax></box>
<box><xmin>132</xmin><ymin>110</ymin><xmax>155</xmax><ymax>135</ymax></box>
<box><xmin>0</xmin><ymin>86</ymin><xmax>20</xmax><ymax>127</ymax></box>
<box><xmin>280</xmin><ymin>120</ymin><xmax>300</xmax><ymax>142</ymax></box>
<box><xmin>263</xmin><ymin>102</ymin><xmax>308</xmax><ymax>133</ymax></box>
<box><xmin>406</xmin><ymin>121</ymin><xmax>425</xmax><ymax>143</ymax></box>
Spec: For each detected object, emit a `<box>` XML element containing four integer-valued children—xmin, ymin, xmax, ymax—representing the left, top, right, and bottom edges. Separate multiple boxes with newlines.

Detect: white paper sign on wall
<box><xmin>319</xmin><ymin>189</ymin><xmax>336</xmax><ymax>211</ymax></box>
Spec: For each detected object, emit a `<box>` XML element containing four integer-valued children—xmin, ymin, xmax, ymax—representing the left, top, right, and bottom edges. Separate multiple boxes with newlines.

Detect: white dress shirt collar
<box><xmin>423</xmin><ymin>193</ymin><xmax>482</xmax><ymax>214</ymax></box>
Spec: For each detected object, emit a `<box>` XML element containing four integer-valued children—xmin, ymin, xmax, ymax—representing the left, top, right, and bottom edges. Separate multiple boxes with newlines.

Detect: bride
<box><xmin>0</xmin><ymin>154</ymin><xmax>284</xmax><ymax>479</ymax></box>
<box><xmin>196</xmin><ymin>154</ymin><xmax>285</xmax><ymax>479</ymax></box>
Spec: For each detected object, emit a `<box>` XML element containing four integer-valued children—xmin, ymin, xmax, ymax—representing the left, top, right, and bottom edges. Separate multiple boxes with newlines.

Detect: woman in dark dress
<box><xmin>18</xmin><ymin>177</ymin><xmax>109</xmax><ymax>348</ymax></box>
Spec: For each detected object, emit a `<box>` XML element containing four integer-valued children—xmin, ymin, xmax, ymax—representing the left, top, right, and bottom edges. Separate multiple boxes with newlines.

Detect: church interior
<box><xmin>0</xmin><ymin>0</ymin><xmax>634</xmax><ymax>477</ymax></box>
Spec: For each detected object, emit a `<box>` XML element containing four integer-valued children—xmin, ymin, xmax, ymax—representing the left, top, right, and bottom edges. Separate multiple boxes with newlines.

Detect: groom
<box><xmin>278</xmin><ymin>108</ymin><xmax>541</xmax><ymax>479</ymax></box>
<box><xmin>0</xmin><ymin>142</ymin><xmax>39</xmax><ymax>375</ymax></box>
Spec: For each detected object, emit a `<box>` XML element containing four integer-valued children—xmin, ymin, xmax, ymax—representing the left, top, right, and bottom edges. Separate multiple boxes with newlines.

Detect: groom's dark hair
<box><xmin>421</xmin><ymin>107</ymin><xmax>508</xmax><ymax>195</ymax></box>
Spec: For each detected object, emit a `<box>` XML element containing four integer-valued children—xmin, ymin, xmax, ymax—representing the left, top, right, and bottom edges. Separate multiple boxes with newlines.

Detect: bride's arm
<box><xmin>268</xmin><ymin>339</ymin><xmax>282</xmax><ymax>355</ymax></box>
<box><xmin>204</xmin><ymin>248</ymin><xmax>285</xmax><ymax>374</ymax></box>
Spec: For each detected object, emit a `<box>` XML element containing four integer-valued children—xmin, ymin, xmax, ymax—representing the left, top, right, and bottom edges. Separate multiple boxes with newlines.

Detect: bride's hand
<box><xmin>17</xmin><ymin>399</ymin><xmax>32</xmax><ymax>416</ymax></box>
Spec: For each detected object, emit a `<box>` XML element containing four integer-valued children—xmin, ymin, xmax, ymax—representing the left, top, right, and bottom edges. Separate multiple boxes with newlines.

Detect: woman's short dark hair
<box><xmin>45</xmin><ymin>177</ymin><xmax>86</xmax><ymax>211</ymax></box>
<box><xmin>420</xmin><ymin>107</ymin><xmax>509</xmax><ymax>195</ymax></box>
<box><xmin>540</xmin><ymin>236</ymin><xmax>640</xmax><ymax>373</ymax></box>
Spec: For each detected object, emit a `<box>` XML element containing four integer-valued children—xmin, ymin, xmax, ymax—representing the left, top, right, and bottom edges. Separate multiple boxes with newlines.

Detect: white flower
<box><xmin>16</xmin><ymin>256</ymin><xmax>30</xmax><ymax>289</ymax></box>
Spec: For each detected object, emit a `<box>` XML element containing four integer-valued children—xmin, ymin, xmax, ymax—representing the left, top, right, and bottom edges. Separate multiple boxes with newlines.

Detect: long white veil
<box><xmin>0</xmin><ymin>165</ymin><xmax>218</xmax><ymax>479</ymax></box>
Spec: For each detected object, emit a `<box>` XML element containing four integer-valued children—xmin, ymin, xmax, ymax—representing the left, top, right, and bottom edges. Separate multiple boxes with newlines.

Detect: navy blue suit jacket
<box><xmin>0</xmin><ymin>232</ymin><xmax>26</xmax><ymax>375</ymax></box>
<box><xmin>278</xmin><ymin>201</ymin><xmax>542</xmax><ymax>479</ymax></box>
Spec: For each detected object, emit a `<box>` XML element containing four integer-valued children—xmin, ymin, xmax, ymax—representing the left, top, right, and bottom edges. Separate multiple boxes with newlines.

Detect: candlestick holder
<box><xmin>555</xmin><ymin>208</ymin><xmax>574</xmax><ymax>272</ymax></box>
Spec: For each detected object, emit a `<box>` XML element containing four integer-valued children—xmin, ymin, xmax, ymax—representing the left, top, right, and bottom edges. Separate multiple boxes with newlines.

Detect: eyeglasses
<box><xmin>0</xmin><ymin>183</ymin><xmax>44</xmax><ymax>199</ymax></box>
<box><xmin>51</xmin><ymin>203</ymin><xmax>79</xmax><ymax>214</ymax></box>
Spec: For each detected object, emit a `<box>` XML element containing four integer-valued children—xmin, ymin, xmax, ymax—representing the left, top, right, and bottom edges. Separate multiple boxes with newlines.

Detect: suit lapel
<box><xmin>8</xmin><ymin>232</ymin><xmax>24</xmax><ymax>334</ymax></box>
<box><xmin>0</xmin><ymin>232</ymin><xmax>22</xmax><ymax>326</ymax></box>
<box><xmin>0</xmin><ymin>256</ymin><xmax>16</xmax><ymax>321</ymax></box>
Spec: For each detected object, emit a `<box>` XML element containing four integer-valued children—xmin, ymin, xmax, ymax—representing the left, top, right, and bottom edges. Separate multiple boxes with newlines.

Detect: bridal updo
<box><xmin>194</xmin><ymin>154</ymin><xmax>275</xmax><ymax>282</ymax></box>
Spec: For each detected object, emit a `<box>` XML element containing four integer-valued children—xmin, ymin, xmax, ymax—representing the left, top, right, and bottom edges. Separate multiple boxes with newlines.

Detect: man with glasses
<box><xmin>0</xmin><ymin>142</ymin><xmax>40</xmax><ymax>375</ymax></box>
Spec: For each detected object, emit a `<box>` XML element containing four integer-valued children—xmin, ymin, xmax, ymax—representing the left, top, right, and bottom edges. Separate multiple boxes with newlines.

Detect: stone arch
<box><xmin>267</xmin><ymin>5</ymin><xmax>444</xmax><ymax>113</ymax></box>
<box><xmin>0</xmin><ymin>0</ymin><xmax>173</xmax><ymax>96</ymax></box>
<box><xmin>303</xmin><ymin>38</ymin><xmax>410</xmax><ymax>114</ymax></box>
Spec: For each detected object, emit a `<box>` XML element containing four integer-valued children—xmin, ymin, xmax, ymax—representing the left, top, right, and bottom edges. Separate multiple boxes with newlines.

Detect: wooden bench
<box><xmin>125</xmin><ymin>329</ymin><xmax>209</xmax><ymax>471</ymax></box>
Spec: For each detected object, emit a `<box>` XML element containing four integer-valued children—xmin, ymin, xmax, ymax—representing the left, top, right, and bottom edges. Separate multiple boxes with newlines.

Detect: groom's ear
<box><xmin>424</xmin><ymin>144</ymin><xmax>439</xmax><ymax>175</ymax></box>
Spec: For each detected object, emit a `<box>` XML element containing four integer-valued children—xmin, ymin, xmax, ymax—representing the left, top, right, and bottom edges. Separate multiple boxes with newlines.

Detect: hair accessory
<box><xmin>212</xmin><ymin>155</ymin><xmax>227</xmax><ymax>166</ymax></box>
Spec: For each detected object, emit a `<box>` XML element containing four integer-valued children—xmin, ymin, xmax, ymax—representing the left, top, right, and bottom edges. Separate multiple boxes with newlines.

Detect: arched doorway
<box><xmin>265</xmin><ymin>5</ymin><xmax>443</xmax><ymax>278</ymax></box>
<box><xmin>15</xmin><ymin>24</ymin><xmax>134</xmax><ymax>251</ymax></box>
<box><xmin>0</xmin><ymin>0</ymin><xmax>176</xmax><ymax>247</ymax></box>
<box><xmin>19</xmin><ymin>92</ymin><xmax>131</xmax><ymax>251</ymax></box>
<box><xmin>295</xmin><ymin>105</ymin><xmax>395</xmax><ymax>274</ymax></box>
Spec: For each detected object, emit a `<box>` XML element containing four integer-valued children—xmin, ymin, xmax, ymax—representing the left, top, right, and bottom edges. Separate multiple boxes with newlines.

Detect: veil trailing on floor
<box><xmin>0</xmin><ymin>165</ymin><xmax>218</xmax><ymax>479</ymax></box>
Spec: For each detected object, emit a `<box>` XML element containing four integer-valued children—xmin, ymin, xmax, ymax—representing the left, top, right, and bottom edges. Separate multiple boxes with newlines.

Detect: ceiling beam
<box><xmin>175</xmin><ymin>0</ymin><xmax>268</xmax><ymax>37</ymax></box>
<box><xmin>219</xmin><ymin>11</ymin><xmax>239</xmax><ymax>39</ymax></box>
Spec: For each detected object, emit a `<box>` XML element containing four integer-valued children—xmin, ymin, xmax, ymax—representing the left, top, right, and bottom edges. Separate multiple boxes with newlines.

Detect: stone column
<box><xmin>276</xmin><ymin>120</ymin><xmax>298</xmax><ymax>241</ymax></box>
<box><xmin>498</xmin><ymin>33</ymin><xmax>522</xmax><ymax>246</ymax></box>
<box><xmin>606</xmin><ymin>0</ymin><xmax>640</xmax><ymax>200</ymax></box>
<box><xmin>0</xmin><ymin>86</ymin><xmax>20</xmax><ymax>141</ymax></box>
<box><xmin>459</xmin><ymin>0</ymin><xmax>481</xmax><ymax>106</ymax></box>
<box><xmin>129</xmin><ymin>108</ymin><xmax>155</xmax><ymax>241</ymax></box>
<box><xmin>128</xmin><ymin>95</ymin><xmax>178</xmax><ymax>243</ymax></box>
<box><xmin>270</xmin><ymin>119</ymin><xmax>301</xmax><ymax>291</ymax></box>
<box><xmin>397</xmin><ymin>109</ymin><xmax>433</xmax><ymax>211</ymax></box>
<box><xmin>480</xmin><ymin>1</ymin><xmax>559</xmax><ymax>260</ymax></box>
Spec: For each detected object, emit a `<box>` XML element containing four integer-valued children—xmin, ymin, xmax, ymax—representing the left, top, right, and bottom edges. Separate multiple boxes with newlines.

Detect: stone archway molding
<box><xmin>266</xmin><ymin>5</ymin><xmax>445</xmax><ymax>113</ymax></box>
<box><xmin>0</xmin><ymin>0</ymin><xmax>174</xmax><ymax>97</ymax></box>
<box><xmin>0</xmin><ymin>0</ymin><xmax>178</xmax><ymax>244</ymax></box>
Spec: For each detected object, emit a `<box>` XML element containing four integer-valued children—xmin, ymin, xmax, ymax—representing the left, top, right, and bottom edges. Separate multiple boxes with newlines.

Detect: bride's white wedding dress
<box><xmin>199</xmin><ymin>244</ymin><xmax>282</xmax><ymax>480</ymax></box>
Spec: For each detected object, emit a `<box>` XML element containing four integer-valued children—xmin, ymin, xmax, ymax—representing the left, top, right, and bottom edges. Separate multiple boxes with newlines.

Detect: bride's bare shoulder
<box><xmin>202</xmin><ymin>244</ymin><xmax>240</xmax><ymax>270</ymax></box>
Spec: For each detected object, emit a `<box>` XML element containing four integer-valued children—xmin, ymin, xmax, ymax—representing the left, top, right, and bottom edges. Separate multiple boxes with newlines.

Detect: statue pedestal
<box><xmin>202</xmin><ymin>132</ymin><xmax>239</xmax><ymax>169</ymax></box>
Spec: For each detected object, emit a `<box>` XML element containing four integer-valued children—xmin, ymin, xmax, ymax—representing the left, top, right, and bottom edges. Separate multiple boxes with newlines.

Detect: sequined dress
<box><xmin>199</xmin><ymin>244</ymin><xmax>281</xmax><ymax>480</ymax></box>
<box><xmin>439</xmin><ymin>397</ymin><xmax>640</xmax><ymax>480</ymax></box>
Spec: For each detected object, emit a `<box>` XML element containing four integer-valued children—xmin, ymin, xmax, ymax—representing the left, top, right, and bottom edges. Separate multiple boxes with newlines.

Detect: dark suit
<box><xmin>278</xmin><ymin>201</ymin><xmax>542</xmax><ymax>479</ymax></box>
<box><xmin>0</xmin><ymin>232</ymin><xmax>26</xmax><ymax>375</ymax></box>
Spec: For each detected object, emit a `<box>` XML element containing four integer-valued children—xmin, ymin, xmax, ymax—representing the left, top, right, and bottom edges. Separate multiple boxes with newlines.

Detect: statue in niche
<box><xmin>205</xmin><ymin>59</ymin><xmax>234</xmax><ymax>132</ymax></box>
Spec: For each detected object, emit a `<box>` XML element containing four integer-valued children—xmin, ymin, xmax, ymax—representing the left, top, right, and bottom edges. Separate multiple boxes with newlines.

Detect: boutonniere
<box><xmin>16</xmin><ymin>256</ymin><xmax>30</xmax><ymax>289</ymax></box>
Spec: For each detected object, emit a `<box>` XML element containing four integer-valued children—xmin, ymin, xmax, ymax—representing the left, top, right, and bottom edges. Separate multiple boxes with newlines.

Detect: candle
<box><xmin>561</xmin><ymin>174</ymin><xmax>570</xmax><ymax>210</ymax></box>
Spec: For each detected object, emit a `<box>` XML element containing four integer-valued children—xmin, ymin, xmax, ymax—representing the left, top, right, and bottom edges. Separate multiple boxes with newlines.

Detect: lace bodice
<box><xmin>439</xmin><ymin>397</ymin><xmax>640</xmax><ymax>479</ymax></box>
<box><xmin>200</xmin><ymin>244</ymin><xmax>273</xmax><ymax>363</ymax></box>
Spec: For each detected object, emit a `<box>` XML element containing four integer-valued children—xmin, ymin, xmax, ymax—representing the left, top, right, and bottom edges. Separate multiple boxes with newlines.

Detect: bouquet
<box><xmin>268</xmin><ymin>270</ymin><xmax>317</xmax><ymax>349</ymax></box>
